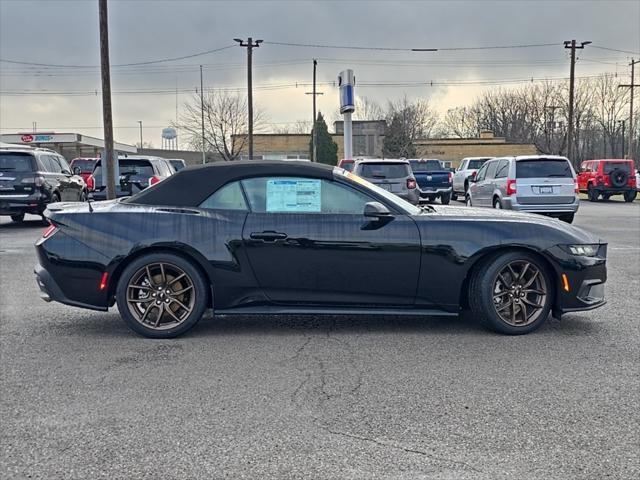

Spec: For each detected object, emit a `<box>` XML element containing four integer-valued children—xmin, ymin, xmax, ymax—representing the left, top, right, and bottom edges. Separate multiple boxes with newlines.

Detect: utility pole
<box><xmin>618</xmin><ymin>59</ymin><xmax>638</xmax><ymax>159</ymax></box>
<box><xmin>617</xmin><ymin>120</ymin><xmax>625</xmax><ymax>158</ymax></box>
<box><xmin>234</xmin><ymin>37</ymin><xmax>262</xmax><ymax>160</ymax></box>
<box><xmin>306</xmin><ymin>59</ymin><xmax>323</xmax><ymax>162</ymax></box>
<box><xmin>564</xmin><ymin>40</ymin><xmax>591</xmax><ymax>167</ymax></box>
<box><xmin>200</xmin><ymin>65</ymin><xmax>206</xmax><ymax>164</ymax></box>
<box><xmin>138</xmin><ymin>120</ymin><xmax>143</xmax><ymax>148</ymax></box>
<box><xmin>99</xmin><ymin>0</ymin><xmax>116</xmax><ymax>200</ymax></box>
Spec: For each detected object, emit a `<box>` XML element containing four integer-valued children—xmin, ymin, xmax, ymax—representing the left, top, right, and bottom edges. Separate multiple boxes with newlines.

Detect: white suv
<box><xmin>452</xmin><ymin>157</ymin><xmax>493</xmax><ymax>201</ymax></box>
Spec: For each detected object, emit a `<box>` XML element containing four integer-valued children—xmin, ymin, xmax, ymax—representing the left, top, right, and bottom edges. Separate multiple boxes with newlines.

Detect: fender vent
<box><xmin>156</xmin><ymin>207</ymin><xmax>201</xmax><ymax>215</ymax></box>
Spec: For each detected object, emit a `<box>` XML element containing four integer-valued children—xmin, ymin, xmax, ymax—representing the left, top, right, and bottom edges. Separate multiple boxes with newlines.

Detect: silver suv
<box><xmin>452</xmin><ymin>157</ymin><xmax>493</xmax><ymax>201</ymax></box>
<box><xmin>466</xmin><ymin>155</ymin><xmax>579</xmax><ymax>223</ymax></box>
<box><xmin>353</xmin><ymin>159</ymin><xmax>420</xmax><ymax>205</ymax></box>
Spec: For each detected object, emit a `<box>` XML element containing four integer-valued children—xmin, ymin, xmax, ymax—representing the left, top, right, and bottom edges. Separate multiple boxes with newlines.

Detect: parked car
<box><xmin>167</xmin><ymin>159</ymin><xmax>187</xmax><ymax>172</ymax></box>
<box><xmin>408</xmin><ymin>159</ymin><xmax>453</xmax><ymax>204</ymax></box>
<box><xmin>452</xmin><ymin>157</ymin><xmax>493</xmax><ymax>201</ymax></box>
<box><xmin>0</xmin><ymin>145</ymin><xmax>86</xmax><ymax>223</ymax></box>
<box><xmin>36</xmin><ymin>161</ymin><xmax>607</xmax><ymax>339</ymax></box>
<box><xmin>577</xmin><ymin>159</ymin><xmax>637</xmax><ymax>202</ymax></box>
<box><xmin>467</xmin><ymin>155</ymin><xmax>579</xmax><ymax>223</ymax></box>
<box><xmin>353</xmin><ymin>159</ymin><xmax>419</xmax><ymax>204</ymax></box>
<box><xmin>90</xmin><ymin>156</ymin><xmax>175</xmax><ymax>200</ymax></box>
<box><xmin>337</xmin><ymin>159</ymin><xmax>355</xmax><ymax>172</ymax></box>
<box><xmin>69</xmin><ymin>157</ymin><xmax>98</xmax><ymax>182</ymax></box>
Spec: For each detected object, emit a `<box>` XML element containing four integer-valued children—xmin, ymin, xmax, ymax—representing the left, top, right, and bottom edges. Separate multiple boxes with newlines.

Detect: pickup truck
<box><xmin>408</xmin><ymin>159</ymin><xmax>453</xmax><ymax>204</ymax></box>
<box><xmin>452</xmin><ymin>157</ymin><xmax>493</xmax><ymax>201</ymax></box>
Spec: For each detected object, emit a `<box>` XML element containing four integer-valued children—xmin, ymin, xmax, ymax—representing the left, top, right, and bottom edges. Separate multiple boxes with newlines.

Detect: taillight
<box><xmin>21</xmin><ymin>176</ymin><xmax>45</xmax><ymax>187</ymax></box>
<box><xmin>86</xmin><ymin>174</ymin><xmax>95</xmax><ymax>192</ymax></box>
<box><xmin>407</xmin><ymin>178</ymin><xmax>416</xmax><ymax>189</ymax></box>
<box><xmin>149</xmin><ymin>175</ymin><xmax>161</xmax><ymax>186</ymax></box>
<box><xmin>506</xmin><ymin>179</ymin><xmax>517</xmax><ymax>196</ymax></box>
<box><xmin>42</xmin><ymin>223</ymin><xmax>58</xmax><ymax>239</ymax></box>
<box><xmin>448</xmin><ymin>172</ymin><xmax>453</xmax><ymax>183</ymax></box>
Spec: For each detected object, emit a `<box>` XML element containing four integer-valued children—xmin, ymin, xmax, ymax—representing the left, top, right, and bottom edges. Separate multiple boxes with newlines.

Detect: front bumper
<box><xmin>0</xmin><ymin>193</ymin><xmax>48</xmax><ymax>216</ymax></box>
<box><xmin>544</xmin><ymin>244</ymin><xmax>607</xmax><ymax>315</ymax></box>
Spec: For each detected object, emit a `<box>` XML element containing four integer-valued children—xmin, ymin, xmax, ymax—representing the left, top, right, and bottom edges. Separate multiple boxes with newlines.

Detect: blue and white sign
<box><xmin>338</xmin><ymin>69</ymin><xmax>355</xmax><ymax>114</ymax></box>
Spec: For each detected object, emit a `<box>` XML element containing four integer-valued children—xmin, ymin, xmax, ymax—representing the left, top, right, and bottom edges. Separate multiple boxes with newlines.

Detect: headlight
<box><xmin>566</xmin><ymin>244</ymin><xmax>600</xmax><ymax>257</ymax></box>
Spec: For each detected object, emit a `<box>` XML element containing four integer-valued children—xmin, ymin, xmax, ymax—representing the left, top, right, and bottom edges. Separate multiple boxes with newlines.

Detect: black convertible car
<box><xmin>35</xmin><ymin>161</ymin><xmax>607</xmax><ymax>338</ymax></box>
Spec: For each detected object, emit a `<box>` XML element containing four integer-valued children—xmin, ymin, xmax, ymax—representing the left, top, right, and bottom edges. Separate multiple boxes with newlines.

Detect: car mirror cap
<box><xmin>364</xmin><ymin>201</ymin><xmax>392</xmax><ymax>218</ymax></box>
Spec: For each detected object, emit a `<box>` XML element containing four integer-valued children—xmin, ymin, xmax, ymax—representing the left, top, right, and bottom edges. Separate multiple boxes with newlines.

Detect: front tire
<box><xmin>468</xmin><ymin>251</ymin><xmax>552</xmax><ymax>335</ymax></box>
<box><xmin>465</xmin><ymin>194</ymin><xmax>473</xmax><ymax>207</ymax></box>
<box><xmin>116</xmin><ymin>253</ymin><xmax>209</xmax><ymax>338</ymax></box>
<box><xmin>10</xmin><ymin>213</ymin><xmax>25</xmax><ymax>223</ymax></box>
<box><xmin>587</xmin><ymin>185</ymin><xmax>599</xmax><ymax>202</ymax></box>
<box><xmin>451</xmin><ymin>192</ymin><xmax>458</xmax><ymax>201</ymax></box>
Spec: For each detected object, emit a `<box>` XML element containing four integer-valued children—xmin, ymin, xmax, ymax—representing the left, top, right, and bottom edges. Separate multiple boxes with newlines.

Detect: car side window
<box><xmin>459</xmin><ymin>160</ymin><xmax>467</xmax><ymax>171</ymax></box>
<box><xmin>494</xmin><ymin>159</ymin><xmax>509</xmax><ymax>178</ymax></box>
<box><xmin>57</xmin><ymin>156</ymin><xmax>71</xmax><ymax>174</ymax></box>
<box><xmin>484</xmin><ymin>161</ymin><xmax>499</xmax><ymax>180</ymax></box>
<box><xmin>199</xmin><ymin>181</ymin><xmax>248</xmax><ymax>211</ymax></box>
<box><xmin>241</xmin><ymin>177</ymin><xmax>374</xmax><ymax>214</ymax></box>
<box><xmin>475</xmin><ymin>163</ymin><xmax>488</xmax><ymax>182</ymax></box>
<box><xmin>38</xmin><ymin>155</ymin><xmax>53</xmax><ymax>172</ymax></box>
<box><xmin>46</xmin><ymin>155</ymin><xmax>63</xmax><ymax>173</ymax></box>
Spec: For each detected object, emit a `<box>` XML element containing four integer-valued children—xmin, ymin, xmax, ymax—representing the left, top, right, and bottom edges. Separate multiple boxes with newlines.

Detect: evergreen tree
<box><xmin>310</xmin><ymin>112</ymin><xmax>338</xmax><ymax>165</ymax></box>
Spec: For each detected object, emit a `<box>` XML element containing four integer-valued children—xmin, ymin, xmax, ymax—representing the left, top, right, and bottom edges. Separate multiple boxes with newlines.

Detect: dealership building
<box><xmin>0</xmin><ymin>132</ymin><xmax>136</xmax><ymax>159</ymax></box>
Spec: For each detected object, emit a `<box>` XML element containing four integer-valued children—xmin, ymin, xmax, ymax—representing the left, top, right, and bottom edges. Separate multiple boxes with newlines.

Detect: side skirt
<box><xmin>214</xmin><ymin>306</ymin><xmax>458</xmax><ymax>317</ymax></box>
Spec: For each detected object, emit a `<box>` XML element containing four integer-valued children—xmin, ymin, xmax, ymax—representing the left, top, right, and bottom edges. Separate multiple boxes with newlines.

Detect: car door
<box><xmin>471</xmin><ymin>162</ymin><xmax>492</xmax><ymax>206</ymax></box>
<box><xmin>453</xmin><ymin>159</ymin><xmax>467</xmax><ymax>192</ymax></box>
<box><xmin>56</xmin><ymin>155</ymin><xmax>84</xmax><ymax>200</ymax></box>
<box><xmin>493</xmin><ymin>159</ymin><xmax>510</xmax><ymax>199</ymax></box>
<box><xmin>240</xmin><ymin>175</ymin><xmax>422</xmax><ymax>306</ymax></box>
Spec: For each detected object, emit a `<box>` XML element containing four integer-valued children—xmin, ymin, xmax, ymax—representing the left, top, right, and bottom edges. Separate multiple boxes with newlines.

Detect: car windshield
<box><xmin>603</xmin><ymin>162</ymin><xmax>632</xmax><ymax>174</ymax></box>
<box><xmin>359</xmin><ymin>163</ymin><xmax>409</xmax><ymax>179</ymax></box>
<box><xmin>169</xmin><ymin>160</ymin><xmax>185</xmax><ymax>171</ymax></box>
<box><xmin>93</xmin><ymin>160</ymin><xmax>155</xmax><ymax>178</ymax></box>
<box><xmin>0</xmin><ymin>152</ymin><xmax>35</xmax><ymax>172</ymax></box>
<box><xmin>409</xmin><ymin>160</ymin><xmax>443</xmax><ymax>172</ymax></box>
<box><xmin>70</xmin><ymin>159</ymin><xmax>96</xmax><ymax>172</ymax></box>
<box><xmin>334</xmin><ymin>168</ymin><xmax>421</xmax><ymax>215</ymax></box>
<box><xmin>340</xmin><ymin>162</ymin><xmax>354</xmax><ymax>172</ymax></box>
<box><xmin>516</xmin><ymin>159</ymin><xmax>573</xmax><ymax>178</ymax></box>
<box><xmin>467</xmin><ymin>159</ymin><xmax>490</xmax><ymax>169</ymax></box>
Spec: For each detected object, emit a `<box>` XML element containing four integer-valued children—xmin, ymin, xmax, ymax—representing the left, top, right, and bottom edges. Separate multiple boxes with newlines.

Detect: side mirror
<box><xmin>364</xmin><ymin>201</ymin><xmax>392</xmax><ymax>218</ymax></box>
<box><xmin>73</xmin><ymin>166</ymin><xmax>82</xmax><ymax>175</ymax></box>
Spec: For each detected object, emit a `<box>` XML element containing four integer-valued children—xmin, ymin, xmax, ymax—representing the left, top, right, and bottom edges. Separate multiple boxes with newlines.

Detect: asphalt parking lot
<box><xmin>1</xmin><ymin>199</ymin><xmax>639</xmax><ymax>479</ymax></box>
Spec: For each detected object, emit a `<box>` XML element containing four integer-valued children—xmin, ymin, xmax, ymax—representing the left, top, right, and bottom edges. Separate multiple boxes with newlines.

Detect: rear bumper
<box><xmin>0</xmin><ymin>193</ymin><xmax>48</xmax><ymax>215</ymax></box>
<box><xmin>418</xmin><ymin>186</ymin><xmax>452</xmax><ymax>197</ymax></box>
<box><xmin>397</xmin><ymin>190</ymin><xmax>420</xmax><ymax>204</ymax></box>
<box><xmin>34</xmin><ymin>263</ymin><xmax>108</xmax><ymax>311</ymax></box>
<box><xmin>587</xmin><ymin>186</ymin><xmax>635</xmax><ymax>194</ymax></box>
<box><xmin>502</xmin><ymin>196</ymin><xmax>580</xmax><ymax>215</ymax></box>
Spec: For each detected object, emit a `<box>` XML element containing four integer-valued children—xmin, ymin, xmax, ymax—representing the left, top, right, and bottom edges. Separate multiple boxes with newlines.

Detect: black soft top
<box><xmin>125</xmin><ymin>160</ymin><xmax>335</xmax><ymax>207</ymax></box>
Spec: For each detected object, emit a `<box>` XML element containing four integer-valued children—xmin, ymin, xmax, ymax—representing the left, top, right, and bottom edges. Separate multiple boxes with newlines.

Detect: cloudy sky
<box><xmin>1</xmin><ymin>0</ymin><xmax>639</xmax><ymax>147</ymax></box>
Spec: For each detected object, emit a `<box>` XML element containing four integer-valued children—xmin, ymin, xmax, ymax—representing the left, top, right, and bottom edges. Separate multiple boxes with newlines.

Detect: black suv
<box><xmin>0</xmin><ymin>146</ymin><xmax>86</xmax><ymax>223</ymax></box>
<box><xmin>90</xmin><ymin>156</ymin><xmax>175</xmax><ymax>200</ymax></box>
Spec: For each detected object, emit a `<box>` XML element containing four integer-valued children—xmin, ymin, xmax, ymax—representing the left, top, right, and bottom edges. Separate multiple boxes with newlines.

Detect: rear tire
<box><xmin>493</xmin><ymin>197</ymin><xmax>502</xmax><ymax>209</ymax></box>
<box><xmin>559</xmin><ymin>213</ymin><xmax>575</xmax><ymax>223</ymax></box>
<box><xmin>587</xmin><ymin>185</ymin><xmax>599</xmax><ymax>202</ymax></box>
<box><xmin>451</xmin><ymin>192</ymin><xmax>458</xmax><ymax>201</ymax></box>
<box><xmin>10</xmin><ymin>213</ymin><xmax>25</xmax><ymax>223</ymax></box>
<box><xmin>468</xmin><ymin>251</ymin><xmax>552</xmax><ymax>335</ymax></box>
<box><xmin>116</xmin><ymin>252</ymin><xmax>209</xmax><ymax>338</ymax></box>
<box><xmin>440</xmin><ymin>192</ymin><xmax>451</xmax><ymax>205</ymax></box>
<box><xmin>624</xmin><ymin>190</ymin><xmax>637</xmax><ymax>202</ymax></box>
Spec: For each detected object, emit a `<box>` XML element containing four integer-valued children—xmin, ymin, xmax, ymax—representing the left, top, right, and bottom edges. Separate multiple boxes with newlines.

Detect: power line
<box><xmin>591</xmin><ymin>45</ymin><xmax>640</xmax><ymax>55</ymax></box>
<box><xmin>0</xmin><ymin>45</ymin><xmax>236</xmax><ymax>69</ymax></box>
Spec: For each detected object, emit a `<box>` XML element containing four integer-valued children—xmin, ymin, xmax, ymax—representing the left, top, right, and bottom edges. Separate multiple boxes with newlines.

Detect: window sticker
<box><xmin>266</xmin><ymin>179</ymin><xmax>321</xmax><ymax>212</ymax></box>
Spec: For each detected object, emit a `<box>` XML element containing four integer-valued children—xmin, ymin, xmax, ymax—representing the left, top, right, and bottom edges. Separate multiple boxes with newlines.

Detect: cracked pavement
<box><xmin>1</xmin><ymin>199</ymin><xmax>639</xmax><ymax>479</ymax></box>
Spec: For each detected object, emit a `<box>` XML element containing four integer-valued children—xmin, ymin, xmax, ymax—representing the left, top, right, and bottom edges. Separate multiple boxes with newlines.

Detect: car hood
<box><xmin>416</xmin><ymin>205</ymin><xmax>602</xmax><ymax>244</ymax></box>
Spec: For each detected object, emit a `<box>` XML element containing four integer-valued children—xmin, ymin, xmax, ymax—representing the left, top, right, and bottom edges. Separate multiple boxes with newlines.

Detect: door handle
<box><xmin>250</xmin><ymin>231</ymin><xmax>288</xmax><ymax>242</ymax></box>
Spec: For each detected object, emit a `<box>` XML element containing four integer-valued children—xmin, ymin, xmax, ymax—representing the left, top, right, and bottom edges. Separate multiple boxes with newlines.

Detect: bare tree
<box><xmin>176</xmin><ymin>91</ymin><xmax>265</xmax><ymax>161</ymax></box>
<box><xmin>440</xmin><ymin>106</ymin><xmax>481</xmax><ymax>138</ymax></box>
<box><xmin>383</xmin><ymin>96</ymin><xmax>439</xmax><ymax>157</ymax></box>
<box><xmin>272</xmin><ymin>119</ymin><xmax>312</xmax><ymax>134</ymax></box>
<box><xmin>353</xmin><ymin>96</ymin><xmax>384</xmax><ymax>121</ymax></box>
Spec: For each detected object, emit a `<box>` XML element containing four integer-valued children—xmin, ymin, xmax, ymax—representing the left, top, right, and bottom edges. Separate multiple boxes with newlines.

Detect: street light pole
<box><xmin>138</xmin><ymin>120</ymin><xmax>143</xmax><ymax>148</ymax></box>
<box><xmin>306</xmin><ymin>60</ymin><xmax>324</xmax><ymax>162</ymax></box>
<box><xmin>564</xmin><ymin>40</ymin><xmax>591</xmax><ymax>167</ymax></box>
<box><xmin>200</xmin><ymin>64</ymin><xmax>205</xmax><ymax>164</ymax></box>
<box><xmin>234</xmin><ymin>37</ymin><xmax>263</xmax><ymax>160</ymax></box>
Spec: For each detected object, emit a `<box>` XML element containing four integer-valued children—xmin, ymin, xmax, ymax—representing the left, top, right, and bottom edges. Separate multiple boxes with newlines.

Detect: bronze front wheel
<box><xmin>492</xmin><ymin>260</ymin><xmax>547</xmax><ymax>327</ymax></box>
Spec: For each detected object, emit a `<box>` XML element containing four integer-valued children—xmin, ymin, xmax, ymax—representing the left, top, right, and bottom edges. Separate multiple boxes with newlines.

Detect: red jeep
<box><xmin>577</xmin><ymin>159</ymin><xmax>637</xmax><ymax>202</ymax></box>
